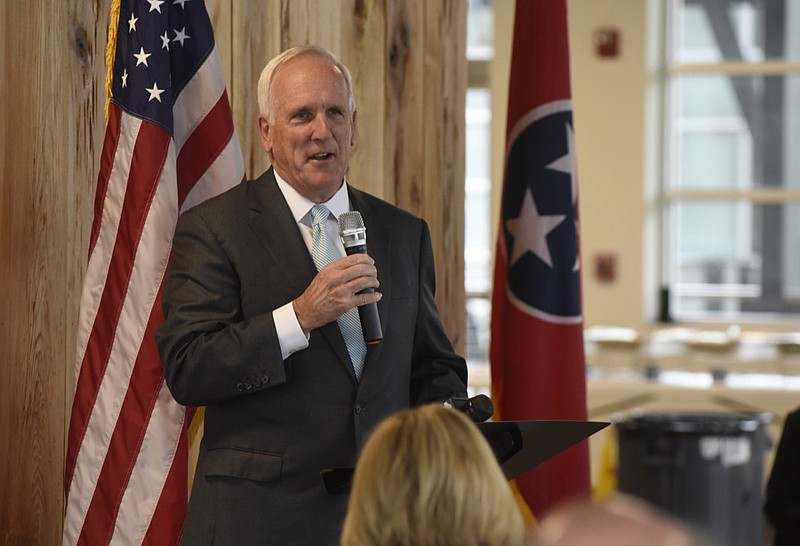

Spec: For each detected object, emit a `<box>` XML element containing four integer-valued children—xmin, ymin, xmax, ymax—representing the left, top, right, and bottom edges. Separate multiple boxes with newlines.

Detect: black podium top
<box><xmin>477</xmin><ymin>419</ymin><xmax>609</xmax><ymax>481</ymax></box>
<box><xmin>322</xmin><ymin>419</ymin><xmax>608</xmax><ymax>493</ymax></box>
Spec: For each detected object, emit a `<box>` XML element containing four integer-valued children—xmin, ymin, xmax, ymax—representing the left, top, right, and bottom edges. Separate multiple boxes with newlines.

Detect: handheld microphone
<box><xmin>338</xmin><ymin>211</ymin><xmax>383</xmax><ymax>345</ymax></box>
<box><xmin>443</xmin><ymin>394</ymin><xmax>495</xmax><ymax>423</ymax></box>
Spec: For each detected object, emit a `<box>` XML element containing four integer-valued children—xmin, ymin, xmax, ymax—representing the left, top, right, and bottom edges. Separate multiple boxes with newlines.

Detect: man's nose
<box><xmin>310</xmin><ymin>114</ymin><xmax>331</xmax><ymax>138</ymax></box>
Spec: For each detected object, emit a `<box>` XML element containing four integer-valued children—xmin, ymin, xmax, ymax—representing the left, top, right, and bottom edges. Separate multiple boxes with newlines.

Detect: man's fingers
<box><xmin>294</xmin><ymin>253</ymin><xmax>381</xmax><ymax>332</ymax></box>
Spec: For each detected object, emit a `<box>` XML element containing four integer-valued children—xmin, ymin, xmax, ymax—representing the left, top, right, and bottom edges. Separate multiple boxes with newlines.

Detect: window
<box><xmin>660</xmin><ymin>0</ymin><xmax>800</xmax><ymax>320</ymax></box>
<box><xmin>466</xmin><ymin>0</ymin><xmax>494</xmax><ymax>387</ymax></box>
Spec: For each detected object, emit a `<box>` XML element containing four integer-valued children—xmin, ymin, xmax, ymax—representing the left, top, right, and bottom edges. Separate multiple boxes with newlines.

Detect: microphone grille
<box><xmin>338</xmin><ymin>210</ymin><xmax>365</xmax><ymax>232</ymax></box>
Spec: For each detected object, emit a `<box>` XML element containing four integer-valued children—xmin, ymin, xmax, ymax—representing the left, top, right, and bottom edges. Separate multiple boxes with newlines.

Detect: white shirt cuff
<box><xmin>273</xmin><ymin>301</ymin><xmax>309</xmax><ymax>359</ymax></box>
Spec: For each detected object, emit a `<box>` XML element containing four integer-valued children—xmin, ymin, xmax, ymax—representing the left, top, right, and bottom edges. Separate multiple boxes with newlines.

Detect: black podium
<box><xmin>322</xmin><ymin>419</ymin><xmax>608</xmax><ymax>493</ymax></box>
<box><xmin>478</xmin><ymin>419</ymin><xmax>608</xmax><ymax>481</ymax></box>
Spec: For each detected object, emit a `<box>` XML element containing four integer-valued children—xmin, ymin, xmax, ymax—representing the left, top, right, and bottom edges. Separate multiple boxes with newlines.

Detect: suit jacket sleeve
<box><xmin>407</xmin><ymin>220</ymin><xmax>468</xmax><ymax>405</ymax></box>
<box><xmin>155</xmin><ymin>198</ymin><xmax>290</xmax><ymax>406</ymax></box>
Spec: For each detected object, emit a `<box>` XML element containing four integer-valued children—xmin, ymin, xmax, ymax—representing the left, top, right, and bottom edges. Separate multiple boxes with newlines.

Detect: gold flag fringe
<box><xmin>104</xmin><ymin>0</ymin><xmax>121</xmax><ymax>121</ymax></box>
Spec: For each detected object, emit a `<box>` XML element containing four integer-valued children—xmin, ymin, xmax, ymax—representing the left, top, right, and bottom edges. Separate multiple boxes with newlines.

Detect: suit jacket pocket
<box><xmin>200</xmin><ymin>447</ymin><xmax>283</xmax><ymax>483</ymax></box>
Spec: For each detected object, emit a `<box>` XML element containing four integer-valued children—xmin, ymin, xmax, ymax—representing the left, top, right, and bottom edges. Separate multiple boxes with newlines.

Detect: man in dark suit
<box><xmin>155</xmin><ymin>45</ymin><xmax>468</xmax><ymax>545</ymax></box>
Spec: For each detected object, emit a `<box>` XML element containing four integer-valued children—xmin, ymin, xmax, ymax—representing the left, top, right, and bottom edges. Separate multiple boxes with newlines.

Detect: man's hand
<box><xmin>293</xmin><ymin>254</ymin><xmax>381</xmax><ymax>334</ymax></box>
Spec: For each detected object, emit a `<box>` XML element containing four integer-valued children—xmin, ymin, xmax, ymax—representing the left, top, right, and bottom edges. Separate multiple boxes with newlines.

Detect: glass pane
<box><xmin>464</xmin><ymin>191</ymin><xmax>491</xmax><ymax>293</ymax></box>
<box><xmin>670</xmin><ymin>74</ymin><xmax>800</xmax><ymax>190</ymax></box>
<box><xmin>466</xmin><ymin>89</ymin><xmax>491</xmax><ymax>180</ymax></box>
<box><xmin>466</xmin><ymin>296</ymin><xmax>491</xmax><ymax>396</ymax></box>
<box><xmin>668</xmin><ymin>201</ymin><xmax>800</xmax><ymax>317</ymax></box>
<box><xmin>672</xmin><ymin>0</ymin><xmax>800</xmax><ymax>63</ymax></box>
<box><xmin>467</xmin><ymin>0</ymin><xmax>494</xmax><ymax>60</ymax></box>
<box><xmin>465</xmin><ymin>88</ymin><xmax>492</xmax><ymax>294</ymax></box>
<box><xmin>466</xmin><ymin>296</ymin><xmax>491</xmax><ymax>364</ymax></box>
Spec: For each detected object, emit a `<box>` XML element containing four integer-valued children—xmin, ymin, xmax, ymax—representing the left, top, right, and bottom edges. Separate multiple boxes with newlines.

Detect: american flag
<box><xmin>490</xmin><ymin>0</ymin><xmax>589</xmax><ymax>518</ymax></box>
<box><xmin>63</xmin><ymin>0</ymin><xmax>244</xmax><ymax>544</ymax></box>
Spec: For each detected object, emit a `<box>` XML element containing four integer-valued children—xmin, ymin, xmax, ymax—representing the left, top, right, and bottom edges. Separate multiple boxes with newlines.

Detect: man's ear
<box><xmin>258</xmin><ymin>116</ymin><xmax>272</xmax><ymax>153</ymax></box>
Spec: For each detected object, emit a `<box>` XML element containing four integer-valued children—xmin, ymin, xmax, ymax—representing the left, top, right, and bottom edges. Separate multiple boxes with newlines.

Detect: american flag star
<box><xmin>111</xmin><ymin>0</ymin><xmax>211</xmax><ymax>133</ymax></box>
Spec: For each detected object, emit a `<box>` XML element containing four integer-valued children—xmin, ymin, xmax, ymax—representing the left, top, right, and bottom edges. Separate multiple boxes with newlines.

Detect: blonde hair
<box><xmin>256</xmin><ymin>45</ymin><xmax>355</xmax><ymax>122</ymax></box>
<box><xmin>341</xmin><ymin>404</ymin><xmax>526</xmax><ymax>546</ymax></box>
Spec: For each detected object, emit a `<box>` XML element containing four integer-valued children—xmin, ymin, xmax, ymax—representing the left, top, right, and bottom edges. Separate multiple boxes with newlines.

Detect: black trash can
<box><xmin>615</xmin><ymin>412</ymin><xmax>770</xmax><ymax>546</ymax></box>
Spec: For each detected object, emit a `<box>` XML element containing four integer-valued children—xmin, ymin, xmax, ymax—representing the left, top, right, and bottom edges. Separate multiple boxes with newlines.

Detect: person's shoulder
<box><xmin>786</xmin><ymin>407</ymin><xmax>800</xmax><ymax>424</ymax></box>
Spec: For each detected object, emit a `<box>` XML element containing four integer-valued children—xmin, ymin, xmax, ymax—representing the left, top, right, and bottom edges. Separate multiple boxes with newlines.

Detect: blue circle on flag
<box><xmin>502</xmin><ymin>105</ymin><xmax>581</xmax><ymax>320</ymax></box>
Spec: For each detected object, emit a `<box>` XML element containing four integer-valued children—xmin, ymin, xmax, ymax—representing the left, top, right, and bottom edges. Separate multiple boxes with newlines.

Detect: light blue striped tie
<box><xmin>310</xmin><ymin>204</ymin><xmax>366</xmax><ymax>380</ymax></box>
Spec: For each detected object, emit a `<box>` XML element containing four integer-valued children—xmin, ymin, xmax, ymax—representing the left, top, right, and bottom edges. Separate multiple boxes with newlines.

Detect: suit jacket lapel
<box><xmin>246</xmin><ymin>169</ymin><xmax>315</xmax><ymax>291</ymax></box>
<box><xmin>246</xmin><ymin>169</ymin><xmax>354</xmax><ymax>376</ymax></box>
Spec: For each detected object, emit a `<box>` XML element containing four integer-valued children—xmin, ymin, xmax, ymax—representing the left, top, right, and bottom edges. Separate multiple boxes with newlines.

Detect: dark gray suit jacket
<box><xmin>156</xmin><ymin>169</ymin><xmax>468</xmax><ymax>546</ymax></box>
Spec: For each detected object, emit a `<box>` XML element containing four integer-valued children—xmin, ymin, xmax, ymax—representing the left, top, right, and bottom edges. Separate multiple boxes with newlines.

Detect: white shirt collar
<box><xmin>273</xmin><ymin>170</ymin><xmax>351</xmax><ymax>225</ymax></box>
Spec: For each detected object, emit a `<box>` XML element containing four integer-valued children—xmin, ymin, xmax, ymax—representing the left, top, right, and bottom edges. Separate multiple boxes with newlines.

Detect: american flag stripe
<box><xmin>64</xmin><ymin>1</ymin><xmax>244</xmax><ymax>544</ymax></box>
<box><xmin>89</xmin><ymin>106</ymin><xmax>123</xmax><ymax>255</ymax></box>
<box><xmin>66</xmin><ymin>114</ymin><xmax>166</xmax><ymax>494</ymax></box>
<box><xmin>142</xmin><ymin>396</ymin><xmax>190</xmax><ymax>545</ymax></box>
<box><xmin>66</xmin><ymin>115</ymin><xmax>175</xmax><ymax>544</ymax></box>
<box><xmin>77</xmin><ymin>292</ymin><xmax>170</xmax><ymax>545</ymax></box>
<box><xmin>173</xmin><ymin>46</ymin><xmax>226</xmax><ymax>149</ymax></box>
<box><xmin>111</xmin><ymin>374</ymin><xmax>185</xmax><ymax>545</ymax></box>
<box><xmin>176</xmin><ymin>91</ymin><xmax>237</xmax><ymax>205</ymax></box>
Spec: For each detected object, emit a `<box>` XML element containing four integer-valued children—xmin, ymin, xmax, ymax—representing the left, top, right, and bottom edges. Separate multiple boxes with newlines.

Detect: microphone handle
<box><xmin>342</xmin><ymin>242</ymin><xmax>383</xmax><ymax>344</ymax></box>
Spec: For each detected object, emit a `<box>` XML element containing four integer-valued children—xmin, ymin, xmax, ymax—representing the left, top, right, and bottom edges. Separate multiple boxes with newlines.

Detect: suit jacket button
<box><xmin>244</xmin><ymin>379</ymin><xmax>253</xmax><ymax>390</ymax></box>
<box><xmin>253</xmin><ymin>376</ymin><xmax>261</xmax><ymax>387</ymax></box>
<box><xmin>262</xmin><ymin>374</ymin><xmax>269</xmax><ymax>384</ymax></box>
<box><xmin>236</xmin><ymin>381</ymin><xmax>245</xmax><ymax>392</ymax></box>
<box><xmin>354</xmin><ymin>403</ymin><xmax>366</xmax><ymax>415</ymax></box>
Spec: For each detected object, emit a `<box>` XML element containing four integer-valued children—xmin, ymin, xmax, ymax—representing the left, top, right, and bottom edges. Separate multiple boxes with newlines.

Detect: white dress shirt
<box><xmin>271</xmin><ymin>172</ymin><xmax>352</xmax><ymax>359</ymax></box>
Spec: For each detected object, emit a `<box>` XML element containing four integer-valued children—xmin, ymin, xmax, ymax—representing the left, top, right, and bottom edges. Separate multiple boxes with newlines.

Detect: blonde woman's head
<box><xmin>341</xmin><ymin>403</ymin><xmax>526</xmax><ymax>546</ymax></box>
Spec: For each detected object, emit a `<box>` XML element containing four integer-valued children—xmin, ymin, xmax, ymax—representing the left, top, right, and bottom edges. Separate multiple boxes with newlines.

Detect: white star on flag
<box><xmin>146</xmin><ymin>82</ymin><xmax>165</xmax><ymax>102</ymax></box>
<box><xmin>147</xmin><ymin>0</ymin><xmax>165</xmax><ymax>13</ymax></box>
<box><xmin>543</xmin><ymin>121</ymin><xmax>580</xmax><ymax>272</ymax></box>
<box><xmin>173</xmin><ymin>27</ymin><xmax>190</xmax><ymax>46</ymax></box>
<box><xmin>545</xmin><ymin>122</ymin><xmax>577</xmax><ymax>205</ymax></box>
<box><xmin>133</xmin><ymin>47</ymin><xmax>151</xmax><ymax>66</ymax></box>
<box><xmin>505</xmin><ymin>188</ymin><xmax>565</xmax><ymax>268</ymax></box>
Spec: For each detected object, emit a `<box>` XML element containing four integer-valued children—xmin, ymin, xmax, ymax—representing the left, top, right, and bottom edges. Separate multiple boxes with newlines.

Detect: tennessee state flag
<box><xmin>490</xmin><ymin>0</ymin><xmax>589</xmax><ymax>518</ymax></box>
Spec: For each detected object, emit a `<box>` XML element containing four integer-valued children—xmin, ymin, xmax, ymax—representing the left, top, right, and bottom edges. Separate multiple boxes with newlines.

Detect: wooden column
<box><xmin>0</xmin><ymin>0</ymin><xmax>109</xmax><ymax>543</ymax></box>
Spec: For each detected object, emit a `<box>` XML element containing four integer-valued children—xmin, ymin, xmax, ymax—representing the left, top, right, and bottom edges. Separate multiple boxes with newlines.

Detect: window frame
<box><xmin>658</xmin><ymin>0</ymin><xmax>800</xmax><ymax>321</ymax></box>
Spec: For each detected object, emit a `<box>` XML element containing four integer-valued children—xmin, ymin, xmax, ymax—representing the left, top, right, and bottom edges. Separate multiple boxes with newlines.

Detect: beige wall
<box><xmin>569</xmin><ymin>0</ymin><xmax>650</xmax><ymax>328</ymax></box>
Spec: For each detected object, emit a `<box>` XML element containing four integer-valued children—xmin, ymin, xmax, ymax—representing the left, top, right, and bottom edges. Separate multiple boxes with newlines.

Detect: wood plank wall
<box><xmin>0</xmin><ymin>1</ymin><xmax>465</xmax><ymax>543</ymax></box>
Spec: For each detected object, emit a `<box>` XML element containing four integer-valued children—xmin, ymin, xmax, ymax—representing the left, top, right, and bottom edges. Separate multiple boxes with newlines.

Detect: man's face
<box><xmin>259</xmin><ymin>54</ymin><xmax>356</xmax><ymax>203</ymax></box>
